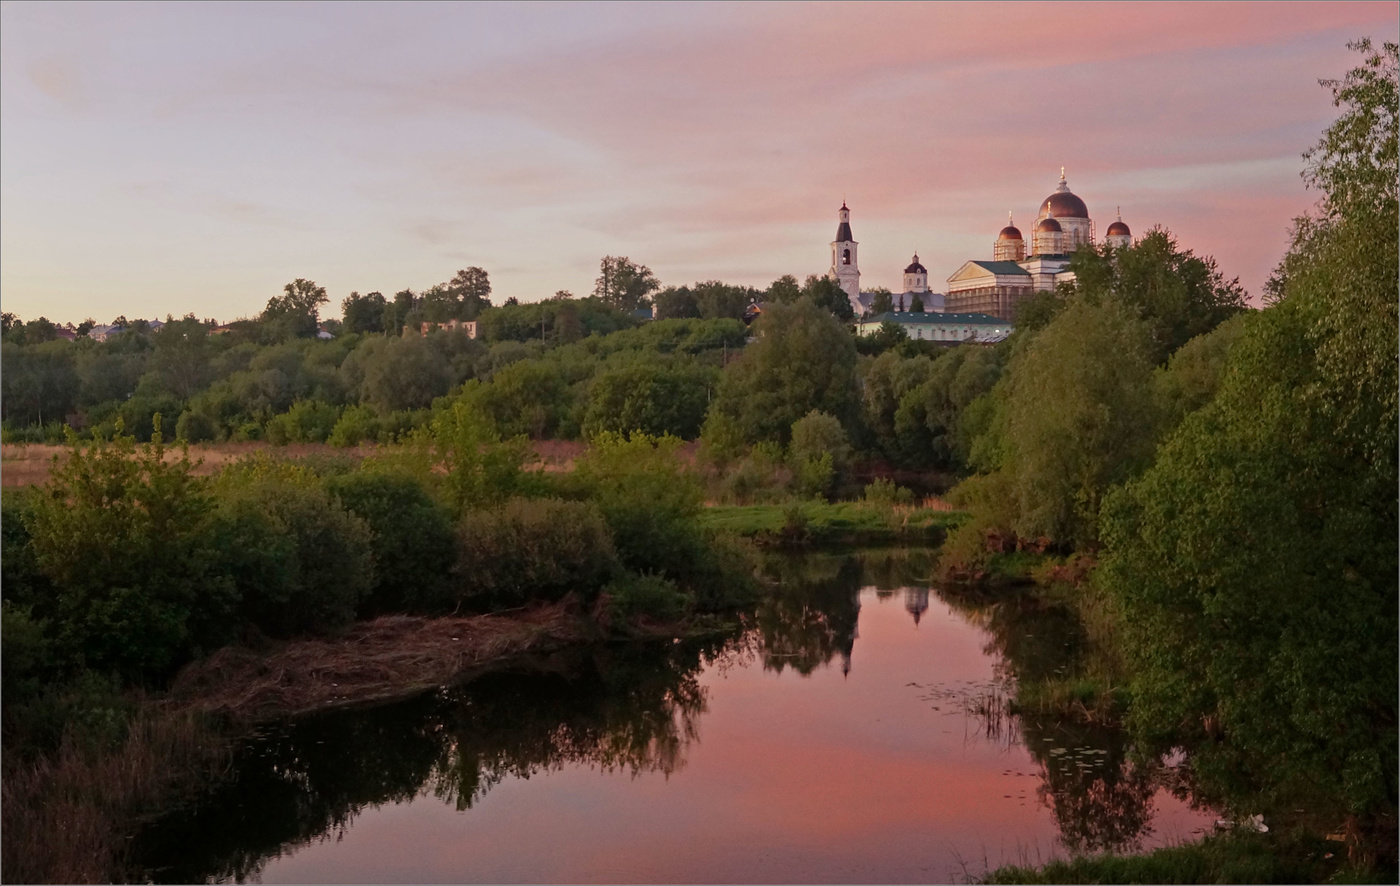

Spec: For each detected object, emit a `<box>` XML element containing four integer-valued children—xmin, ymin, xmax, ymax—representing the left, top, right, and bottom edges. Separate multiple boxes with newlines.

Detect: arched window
<box><xmin>842</xmin><ymin>248</ymin><xmax>851</xmax><ymax>265</ymax></box>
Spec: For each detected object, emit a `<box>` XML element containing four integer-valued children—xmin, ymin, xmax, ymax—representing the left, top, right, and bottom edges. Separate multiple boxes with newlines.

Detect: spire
<box><xmin>1009</xmin><ymin>210</ymin><xmax>1014</xmax><ymax>225</ymax></box>
<box><xmin>1055</xmin><ymin>168</ymin><xmax>1070</xmax><ymax>193</ymax></box>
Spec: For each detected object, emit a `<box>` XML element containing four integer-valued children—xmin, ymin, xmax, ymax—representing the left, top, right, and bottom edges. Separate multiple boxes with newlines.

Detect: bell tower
<box><xmin>829</xmin><ymin>202</ymin><xmax>861</xmax><ymax>307</ymax></box>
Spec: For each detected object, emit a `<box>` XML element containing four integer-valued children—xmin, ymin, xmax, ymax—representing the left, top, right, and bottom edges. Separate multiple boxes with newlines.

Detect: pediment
<box><xmin>947</xmin><ymin>261</ymin><xmax>996</xmax><ymax>285</ymax></box>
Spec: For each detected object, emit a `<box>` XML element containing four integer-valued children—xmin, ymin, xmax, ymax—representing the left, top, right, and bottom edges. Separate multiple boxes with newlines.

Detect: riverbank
<box><xmin>698</xmin><ymin>500</ymin><xmax>965</xmax><ymax>545</ymax></box>
<box><xmin>2</xmin><ymin>601</ymin><xmax>622</xmax><ymax>884</ymax></box>
<box><xmin>982</xmin><ymin>829</ymin><xmax>1386</xmax><ymax>884</ymax></box>
<box><xmin>167</xmin><ymin>601</ymin><xmax>594</xmax><ymax>724</ymax></box>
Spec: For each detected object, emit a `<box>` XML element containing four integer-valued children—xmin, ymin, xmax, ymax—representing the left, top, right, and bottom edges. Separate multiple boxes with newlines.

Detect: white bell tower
<box><xmin>829</xmin><ymin>202</ymin><xmax>861</xmax><ymax>308</ymax></box>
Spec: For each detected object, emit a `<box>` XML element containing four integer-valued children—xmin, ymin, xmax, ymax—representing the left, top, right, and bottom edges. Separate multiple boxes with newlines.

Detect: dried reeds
<box><xmin>1</xmin><ymin>707</ymin><xmax>227</xmax><ymax>884</ymax></box>
<box><xmin>168</xmin><ymin>601</ymin><xmax>590</xmax><ymax>724</ymax></box>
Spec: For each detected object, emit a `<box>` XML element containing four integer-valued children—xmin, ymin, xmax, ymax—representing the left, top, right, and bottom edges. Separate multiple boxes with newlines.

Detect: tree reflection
<box><xmin>935</xmin><ymin>582</ymin><xmax>1164</xmax><ymax>855</ymax></box>
<box><xmin>750</xmin><ymin>551</ymin><xmax>863</xmax><ymax>676</ymax></box>
<box><xmin>131</xmin><ymin>642</ymin><xmax>718</xmax><ymax>884</ymax></box>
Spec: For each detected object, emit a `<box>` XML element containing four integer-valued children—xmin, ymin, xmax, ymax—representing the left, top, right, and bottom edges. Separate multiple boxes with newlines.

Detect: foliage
<box><xmin>1067</xmin><ymin>229</ymin><xmax>1248</xmax><ymax>362</ymax></box>
<box><xmin>604</xmin><ymin>572</ymin><xmax>691</xmax><ymax>623</ymax></box>
<box><xmin>340</xmin><ymin>291</ymin><xmax>387</xmax><ymax>334</ymax></box>
<box><xmin>1100</xmin><ymin>39</ymin><xmax>1398</xmax><ymax>843</ymax></box>
<box><xmin>593</xmin><ymin>256</ymin><xmax>660</xmax><ymax>312</ymax></box>
<box><xmin>583</xmin><ymin>359</ymin><xmax>715</xmax><ymax>439</ymax></box>
<box><xmin>966</xmin><ymin>298</ymin><xmax>1160</xmax><ymax>546</ymax></box>
<box><xmin>260</xmin><ymin>278</ymin><xmax>328</xmax><ymax>342</ymax></box>
<box><xmin>209</xmin><ymin>465</ymin><xmax>373</xmax><ymax>638</ymax></box>
<box><xmin>891</xmin><ymin>346</ymin><xmax>1003</xmax><ymax>469</ymax></box>
<box><xmin>569</xmin><ymin>433</ymin><xmax>707</xmax><ymax>582</ymax></box>
<box><xmin>788</xmin><ymin>410</ymin><xmax>850</xmax><ymax>499</ymax></box>
<box><xmin>702</xmin><ymin>298</ymin><xmax>859</xmax><ymax>453</ymax></box>
<box><xmin>801</xmin><ymin>274</ymin><xmax>855</xmax><ymax>322</ymax></box>
<box><xmin>264</xmin><ymin>399</ymin><xmax>342</xmax><ymax>444</ymax></box>
<box><xmin>326</xmin><ymin>471</ymin><xmax>456</xmax><ymax>615</ymax></box>
<box><xmin>24</xmin><ymin>421</ymin><xmax>234</xmax><ymax>680</ymax></box>
<box><xmin>1154</xmin><ymin>312</ymin><xmax>1249</xmax><ymax>430</ymax></box>
<box><xmin>419</xmin><ymin>400</ymin><xmax>532</xmax><ymax>515</ymax></box>
<box><xmin>454</xmin><ymin>497</ymin><xmax>617</xmax><ymax>610</ymax></box>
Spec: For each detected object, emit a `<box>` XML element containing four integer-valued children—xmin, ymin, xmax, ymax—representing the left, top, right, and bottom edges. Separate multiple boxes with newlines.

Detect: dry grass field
<box><xmin>0</xmin><ymin>439</ymin><xmax>601</xmax><ymax>488</ymax></box>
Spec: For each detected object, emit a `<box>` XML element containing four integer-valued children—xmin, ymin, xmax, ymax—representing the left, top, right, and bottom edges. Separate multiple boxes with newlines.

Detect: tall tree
<box><xmin>702</xmin><ymin>298</ymin><xmax>859</xmax><ymax>452</ymax></box>
<box><xmin>342</xmin><ymin>291</ymin><xmax>388</xmax><ymax>335</ymax></box>
<box><xmin>261</xmin><ymin>278</ymin><xmax>328</xmax><ymax>341</ymax></box>
<box><xmin>801</xmin><ymin>275</ymin><xmax>855</xmax><ymax>322</ymax></box>
<box><xmin>447</xmin><ymin>267</ymin><xmax>493</xmax><ymax>319</ymax></box>
<box><xmin>593</xmin><ymin>256</ymin><xmax>660</xmax><ymax>312</ymax></box>
<box><xmin>1100</xmin><ymin>40</ymin><xmax>1398</xmax><ymax>854</ymax></box>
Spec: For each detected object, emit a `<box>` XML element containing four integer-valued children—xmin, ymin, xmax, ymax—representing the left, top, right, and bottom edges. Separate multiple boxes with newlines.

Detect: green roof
<box><xmin>867</xmin><ymin>312</ymin><xmax>1010</xmax><ymax>326</ymax></box>
<box><xmin>970</xmin><ymin>261</ymin><xmax>1031</xmax><ymax>276</ymax></box>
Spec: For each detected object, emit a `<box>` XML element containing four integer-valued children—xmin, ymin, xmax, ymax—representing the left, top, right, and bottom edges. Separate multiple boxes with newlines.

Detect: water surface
<box><xmin>136</xmin><ymin>549</ymin><xmax>1213</xmax><ymax>883</ymax></box>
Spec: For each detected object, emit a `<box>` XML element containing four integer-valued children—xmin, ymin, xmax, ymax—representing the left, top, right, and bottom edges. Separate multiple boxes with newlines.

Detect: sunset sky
<box><xmin>2</xmin><ymin>1</ymin><xmax>1395</xmax><ymax>324</ymax></box>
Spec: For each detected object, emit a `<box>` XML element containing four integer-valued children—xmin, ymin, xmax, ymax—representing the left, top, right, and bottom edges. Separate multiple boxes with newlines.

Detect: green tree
<box><xmin>789</xmin><ymin>410</ymin><xmax>851</xmax><ymax>499</ymax></box>
<box><xmin>342</xmin><ymin>291</ymin><xmax>388</xmax><ymax>334</ymax></box>
<box><xmin>867</xmin><ymin>287</ymin><xmax>894</xmax><ymax>315</ymax></box>
<box><xmin>26</xmin><ymin>421</ymin><xmax>235</xmax><ymax>679</ymax></box>
<box><xmin>593</xmin><ymin>256</ymin><xmax>660</xmax><ymax>312</ymax></box>
<box><xmin>653</xmin><ymin>286</ymin><xmax>700</xmax><ymax>320</ymax></box>
<box><xmin>800</xmin><ymin>274</ymin><xmax>855</xmax><ymax>322</ymax></box>
<box><xmin>971</xmin><ymin>297</ymin><xmax>1160</xmax><ymax>545</ymax></box>
<box><xmin>1100</xmin><ymin>41</ymin><xmax>1398</xmax><ymax>848</ymax></box>
<box><xmin>446</xmin><ymin>267</ymin><xmax>493</xmax><ymax>319</ymax></box>
<box><xmin>909</xmin><ymin>294</ymin><xmax>925</xmax><ymax>313</ymax></box>
<box><xmin>584</xmin><ymin>360</ymin><xmax>715</xmax><ymax>440</ymax></box>
<box><xmin>692</xmin><ymin>280</ymin><xmax>753</xmax><ymax>321</ymax></box>
<box><xmin>766</xmin><ymin>274</ymin><xmax>802</xmax><ymax>304</ymax></box>
<box><xmin>262</xmin><ymin>278</ymin><xmax>329</xmax><ymax>341</ymax></box>
<box><xmin>1067</xmin><ymin>229</ymin><xmax>1247</xmax><ymax>362</ymax></box>
<box><xmin>702</xmin><ymin>298</ymin><xmax>859</xmax><ymax>453</ymax></box>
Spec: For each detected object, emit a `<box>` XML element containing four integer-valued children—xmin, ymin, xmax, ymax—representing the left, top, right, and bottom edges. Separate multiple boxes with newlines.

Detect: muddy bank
<box><xmin>167</xmin><ymin>602</ymin><xmax>594</xmax><ymax>725</ymax></box>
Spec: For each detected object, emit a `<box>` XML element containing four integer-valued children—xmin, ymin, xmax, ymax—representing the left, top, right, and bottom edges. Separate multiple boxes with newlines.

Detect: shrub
<box><xmin>174</xmin><ymin>409</ymin><xmax>217</xmax><ymax>443</ymax></box>
<box><xmin>604</xmin><ymin>572</ymin><xmax>691</xmax><ymax>623</ymax></box>
<box><xmin>863</xmin><ymin>477</ymin><xmax>914</xmax><ymax>506</ymax></box>
<box><xmin>24</xmin><ymin>421</ymin><xmax>236</xmax><ymax>681</ymax></box>
<box><xmin>571</xmin><ymin>433</ymin><xmax>707</xmax><ymax>581</ymax></box>
<box><xmin>327</xmin><ymin>404</ymin><xmax>379</xmax><ymax>447</ymax></box>
<box><xmin>792</xmin><ymin>451</ymin><xmax>835</xmax><ymax>500</ymax></box>
<box><xmin>210</xmin><ymin>477</ymin><xmax>373</xmax><ymax>637</ymax></box>
<box><xmin>326</xmin><ymin>470</ymin><xmax>455</xmax><ymax>615</ymax></box>
<box><xmin>454</xmin><ymin>497</ymin><xmax>617</xmax><ymax>610</ymax></box>
<box><xmin>264</xmin><ymin>399</ymin><xmax>342</xmax><ymax>444</ymax></box>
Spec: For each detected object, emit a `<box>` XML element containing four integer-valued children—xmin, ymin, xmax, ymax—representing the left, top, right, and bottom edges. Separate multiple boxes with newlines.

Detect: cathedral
<box><xmin>832</xmin><ymin>171</ymin><xmax>1134</xmax><ymax>324</ymax></box>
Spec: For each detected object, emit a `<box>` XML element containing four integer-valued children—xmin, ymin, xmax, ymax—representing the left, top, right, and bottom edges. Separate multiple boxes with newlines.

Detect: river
<box><xmin>133</xmin><ymin>548</ymin><xmax>1215</xmax><ymax>883</ymax></box>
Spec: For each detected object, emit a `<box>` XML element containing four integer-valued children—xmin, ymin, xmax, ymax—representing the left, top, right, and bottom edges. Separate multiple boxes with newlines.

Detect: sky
<box><xmin>2</xmin><ymin>1</ymin><xmax>1396</xmax><ymax>324</ymax></box>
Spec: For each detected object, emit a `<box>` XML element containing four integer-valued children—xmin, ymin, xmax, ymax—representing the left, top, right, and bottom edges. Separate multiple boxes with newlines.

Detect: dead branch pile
<box><xmin>168</xmin><ymin>602</ymin><xmax>591</xmax><ymax>723</ymax></box>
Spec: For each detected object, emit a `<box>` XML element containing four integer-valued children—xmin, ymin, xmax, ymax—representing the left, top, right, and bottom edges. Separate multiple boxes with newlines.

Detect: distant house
<box><xmin>419</xmin><ymin>318</ymin><xmax>477</xmax><ymax>338</ymax></box>
<box><xmin>856</xmin><ymin>311</ymin><xmax>1012</xmax><ymax>344</ymax></box>
<box><xmin>88</xmin><ymin>324</ymin><xmax>124</xmax><ymax>342</ymax></box>
<box><xmin>632</xmin><ymin>306</ymin><xmax>654</xmax><ymax>322</ymax></box>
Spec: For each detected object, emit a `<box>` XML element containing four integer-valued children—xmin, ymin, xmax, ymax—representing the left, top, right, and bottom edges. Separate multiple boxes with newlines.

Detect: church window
<box><xmin>842</xmin><ymin>248</ymin><xmax>851</xmax><ymax>265</ymax></box>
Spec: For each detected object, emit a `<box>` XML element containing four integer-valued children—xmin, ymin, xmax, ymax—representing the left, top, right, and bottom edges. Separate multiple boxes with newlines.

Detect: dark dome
<box><xmin>1106</xmin><ymin>220</ymin><xmax>1131</xmax><ymax>237</ymax></box>
<box><xmin>1035</xmin><ymin>217</ymin><xmax>1062</xmax><ymax>233</ymax></box>
<box><xmin>904</xmin><ymin>254</ymin><xmax>927</xmax><ymax>274</ymax></box>
<box><xmin>998</xmin><ymin>225</ymin><xmax>1023</xmax><ymax>240</ymax></box>
<box><xmin>1040</xmin><ymin>190</ymin><xmax>1089</xmax><ymax>219</ymax></box>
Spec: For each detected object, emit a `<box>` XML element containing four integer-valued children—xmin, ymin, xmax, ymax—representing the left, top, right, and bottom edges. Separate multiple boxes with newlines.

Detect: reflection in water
<box><xmin>133</xmin><ymin>643</ymin><xmax>717</xmax><ymax>884</ymax></box>
<box><xmin>134</xmin><ymin>548</ymin><xmax>1203</xmax><ymax>882</ymax></box>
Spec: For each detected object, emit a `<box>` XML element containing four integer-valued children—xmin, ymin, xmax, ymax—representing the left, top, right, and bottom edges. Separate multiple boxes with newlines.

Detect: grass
<box><xmin>698</xmin><ymin>500</ymin><xmax>966</xmax><ymax>543</ymax></box>
<box><xmin>1</xmin><ymin>704</ymin><xmax>228</xmax><ymax>884</ymax></box>
<box><xmin>982</xmin><ymin>830</ymin><xmax>1381</xmax><ymax>884</ymax></box>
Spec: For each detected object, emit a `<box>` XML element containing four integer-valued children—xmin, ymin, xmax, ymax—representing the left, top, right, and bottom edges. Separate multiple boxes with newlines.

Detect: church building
<box><xmin>944</xmin><ymin>171</ymin><xmax>1133</xmax><ymax>321</ymax></box>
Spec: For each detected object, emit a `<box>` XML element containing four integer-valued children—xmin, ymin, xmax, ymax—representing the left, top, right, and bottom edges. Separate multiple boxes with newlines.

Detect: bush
<box><xmin>327</xmin><ymin>404</ymin><xmax>379</xmax><ymax>447</ymax></box>
<box><xmin>326</xmin><ymin>470</ymin><xmax>455</xmax><ymax>615</ymax></box>
<box><xmin>210</xmin><ymin>476</ymin><xmax>374</xmax><ymax>637</ymax></box>
<box><xmin>571</xmin><ymin>433</ymin><xmax>706</xmax><ymax>580</ymax></box>
<box><xmin>863</xmin><ymin>477</ymin><xmax>914</xmax><ymax>506</ymax></box>
<box><xmin>174</xmin><ymin>409</ymin><xmax>217</xmax><ymax>443</ymax></box>
<box><xmin>265</xmin><ymin>399</ymin><xmax>342</xmax><ymax>444</ymax></box>
<box><xmin>454</xmin><ymin>497</ymin><xmax>617</xmax><ymax>610</ymax></box>
<box><xmin>604</xmin><ymin>572</ymin><xmax>691</xmax><ymax>623</ymax></box>
<box><xmin>24</xmin><ymin>422</ymin><xmax>236</xmax><ymax>681</ymax></box>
